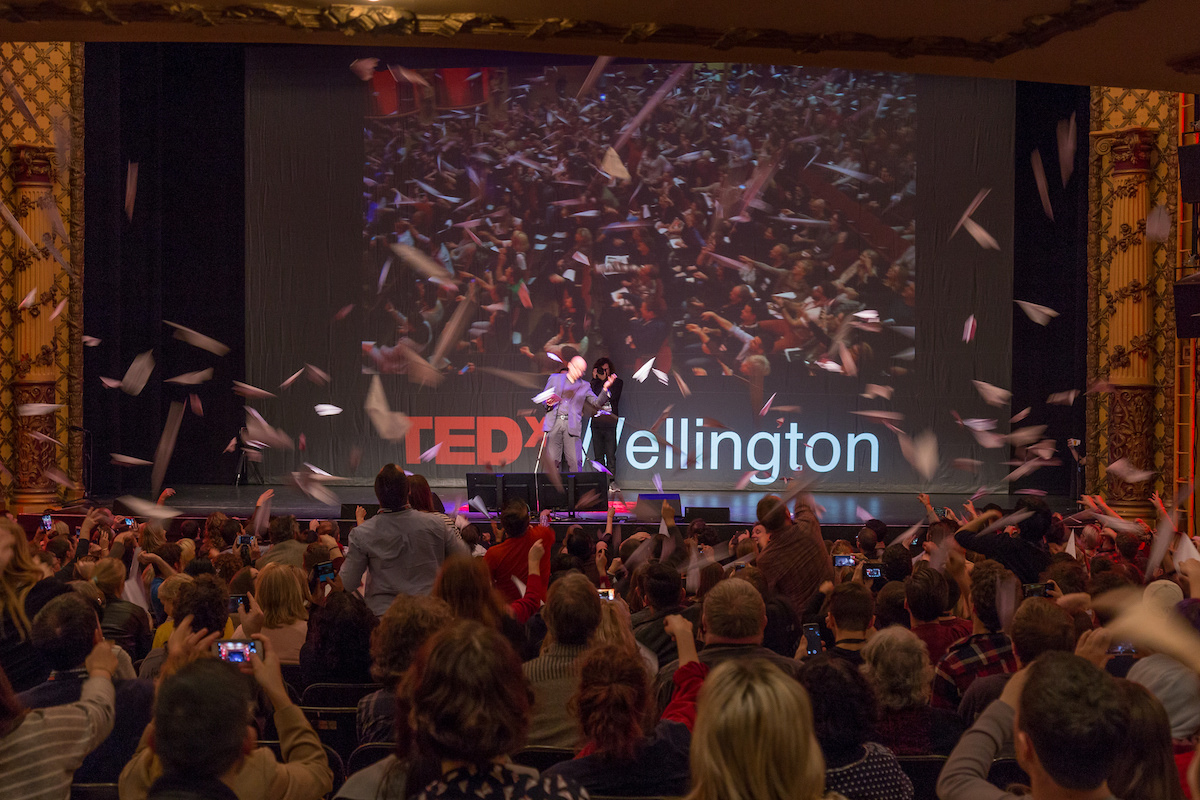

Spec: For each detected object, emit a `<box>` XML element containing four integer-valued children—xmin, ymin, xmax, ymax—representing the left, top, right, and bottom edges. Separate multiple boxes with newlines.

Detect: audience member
<box><xmin>873</xmin><ymin>582</ymin><xmax>910</xmax><ymax>630</ymax></box>
<box><xmin>938</xmin><ymin>652</ymin><xmax>1130</xmax><ymax>800</ymax></box>
<box><xmin>432</xmin><ymin>553</ymin><xmax>528</xmax><ymax>652</ymax></box>
<box><xmin>140</xmin><ymin>574</ymin><xmax>230</xmax><ymax>680</ymax></box>
<box><xmin>630</xmin><ymin>562</ymin><xmax>686</xmax><ymax>666</ymax></box>
<box><xmin>150</xmin><ymin>574</ymin><xmax>193</xmax><ymax>650</ymax></box>
<box><xmin>593</xmin><ymin>596</ymin><xmax>660</xmax><ymax>676</ymax></box>
<box><xmin>484</xmin><ymin>498</ymin><xmax>554</xmax><ymax>604</ymax></box>
<box><xmin>357</xmin><ymin>594</ymin><xmax>454</xmax><ymax>745</ymax></box>
<box><xmin>1109</xmin><ymin>678</ymin><xmax>1186</xmax><ymax>800</ymax></box>
<box><xmin>120</xmin><ymin>636</ymin><xmax>334</xmax><ymax>800</ymax></box>
<box><xmin>880</xmin><ymin>544</ymin><xmax>913</xmax><ymax>584</ymax></box>
<box><xmin>0</xmin><ymin>639</ymin><xmax>118</xmax><ymax>800</ymax></box>
<box><xmin>798</xmin><ymin>658</ymin><xmax>913</xmax><ymax>800</ymax></box>
<box><xmin>905</xmin><ymin>565</ymin><xmax>971</xmax><ymax>663</ymax></box>
<box><xmin>756</xmin><ymin>496</ymin><xmax>834</xmax><ymax>617</ymax></box>
<box><xmin>524</xmin><ymin>572</ymin><xmax>602</xmax><ymax>747</ymax></box>
<box><xmin>954</xmin><ymin>501</ymin><xmax>1052</xmax><ymax>585</ymax></box>
<box><xmin>257</xmin><ymin>516</ymin><xmax>306</xmax><ymax>570</ymax></box>
<box><xmin>407</xmin><ymin>474</ymin><xmax>456</xmax><ymax>534</ymax></box>
<box><xmin>734</xmin><ymin>565</ymin><xmax>801</xmax><ymax>658</ymax></box>
<box><xmin>299</xmin><ymin>590</ymin><xmax>377</xmax><ymax>685</ymax></box>
<box><xmin>92</xmin><ymin>557</ymin><xmax>153</xmax><ymax>662</ymax></box>
<box><xmin>821</xmin><ymin>583</ymin><xmax>874</xmax><ymax>666</ymax></box>
<box><xmin>234</xmin><ymin>563</ymin><xmax>309</xmax><ymax>664</ymax></box>
<box><xmin>861</xmin><ymin>626</ymin><xmax>964</xmax><ymax>756</ymax></box>
<box><xmin>932</xmin><ymin>560</ymin><xmax>1018</xmax><ymax>709</ymax></box>
<box><xmin>341</xmin><ymin>465</ymin><xmax>467</xmax><ymax>615</ymax></box>
<box><xmin>0</xmin><ymin>518</ymin><xmax>70</xmax><ymax>692</ymax></box>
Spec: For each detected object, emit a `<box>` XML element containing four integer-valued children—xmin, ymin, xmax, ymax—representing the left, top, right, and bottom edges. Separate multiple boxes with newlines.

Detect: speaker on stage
<box><xmin>1180</xmin><ymin>144</ymin><xmax>1200</xmax><ymax>204</ymax></box>
<box><xmin>1176</xmin><ymin>272</ymin><xmax>1200</xmax><ymax>338</ymax></box>
<box><xmin>634</xmin><ymin>493</ymin><xmax>682</xmax><ymax>522</ymax></box>
<box><xmin>684</xmin><ymin>506</ymin><xmax>731</xmax><ymax>524</ymax></box>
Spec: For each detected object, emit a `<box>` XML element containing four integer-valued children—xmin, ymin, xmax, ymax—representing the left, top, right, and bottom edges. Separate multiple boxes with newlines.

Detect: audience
<box><xmin>524</xmin><ymin>572</ymin><xmax>602</xmax><ymax>748</ymax></box>
<box><xmin>92</xmin><ymin>557</ymin><xmax>153</xmax><ymax>662</ymax></box>
<box><xmin>484</xmin><ymin>498</ymin><xmax>555</xmax><ymax>604</ymax></box>
<box><xmin>257</xmin><ymin>515</ymin><xmax>307</xmax><ymax>569</ymax></box>
<box><xmin>630</xmin><ymin>561</ymin><xmax>687</xmax><ymax>666</ymax></box>
<box><xmin>1</xmin><ymin>518</ymin><xmax>70</xmax><ymax>692</ymax></box>
<box><xmin>756</xmin><ymin>496</ymin><xmax>835</xmax><ymax>617</ymax></box>
<box><xmin>932</xmin><ymin>560</ymin><xmax>1019</xmax><ymax>709</ymax></box>
<box><xmin>432</xmin><ymin>553</ymin><xmax>528</xmax><ymax>652</ymax></box>
<box><xmin>299</xmin><ymin>589</ymin><xmax>377</xmax><ymax>685</ymax></box>
<box><xmin>905</xmin><ymin>564</ymin><xmax>971</xmax><ymax>663</ymax></box>
<box><xmin>341</xmin><ymin>465</ymin><xmax>467</xmax><ymax>615</ymax></box>
<box><xmin>140</xmin><ymin>574</ymin><xmax>230</xmax><ymax>680</ymax></box>
<box><xmin>1110</xmin><ymin>678</ymin><xmax>1187</xmax><ymax>800</ymax></box>
<box><xmin>821</xmin><ymin>583</ymin><xmax>874</xmax><ymax>666</ymax></box>
<box><xmin>233</xmin><ymin>563</ymin><xmax>309</xmax><ymax>664</ymax></box>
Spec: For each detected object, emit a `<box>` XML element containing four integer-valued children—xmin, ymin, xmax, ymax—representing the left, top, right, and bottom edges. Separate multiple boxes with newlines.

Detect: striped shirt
<box><xmin>0</xmin><ymin>674</ymin><xmax>115</xmax><ymax>800</ymax></box>
<box><xmin>522</xmin><ymin>643</ymin><xmax>587</xmax><ymax>748</ymax></box>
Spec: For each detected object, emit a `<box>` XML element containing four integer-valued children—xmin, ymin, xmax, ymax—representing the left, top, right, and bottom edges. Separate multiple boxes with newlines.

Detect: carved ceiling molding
<box><xmin>0</xmin><ymin>0</ymin><xmax>1155</xmax><ymax>64</ymax></box>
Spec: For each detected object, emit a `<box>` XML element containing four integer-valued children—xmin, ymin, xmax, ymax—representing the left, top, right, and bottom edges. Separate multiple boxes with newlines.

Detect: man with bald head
<box><xmin>540</xmin><ymin>355</ymin><xmax>617</xmax><ymax>473</ymax></box>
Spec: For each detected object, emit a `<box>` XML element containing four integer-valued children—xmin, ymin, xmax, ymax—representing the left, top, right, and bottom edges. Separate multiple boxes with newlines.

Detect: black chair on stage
<box><xmin>70</xmin><ymin>785</ymin><xmax>119</xmax><ymax>800</ymax></box>
<box><xmin>347</xmin><ymin>742</ymin><xmax>397</xmax><ymax>775</ymax></box>
<box><xmin>302</xmin><ymin>683</ymin><xmax>381</xmax><ymax>708</ymax></box>
<box><xmin>988</xmin><ymin>758</ymin><xmax>1031</xmax><ymax>792</ymax></box>
<box><xmin>896</xmin><ymin>755</ymin><xmax>947</xmax><ymax>800</ymax></box>
<box><xmin>511</xmin><ymin>746</ymin><xmax>575</xmax><ymax>772</ymax></box>
<box><xmin>260</xmin><ymin>741</ymin><xmax>346</xmax><ymax>797</ymax></box>
<box><xmin>300</xmin><ymin>706</ymin><xmax>360</xmax><ymax>764</ymax></box>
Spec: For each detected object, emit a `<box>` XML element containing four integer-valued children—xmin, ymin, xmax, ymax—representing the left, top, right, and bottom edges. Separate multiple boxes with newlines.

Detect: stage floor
<box><xmin>107</xmin><ymin>484</ymin><xmax>1077</xmax><ymax>527</ymax></box>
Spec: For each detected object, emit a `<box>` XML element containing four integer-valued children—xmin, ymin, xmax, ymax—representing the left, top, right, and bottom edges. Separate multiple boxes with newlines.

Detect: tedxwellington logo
<box><xmin>403</xmin><ymin>415</ymin><xmax>882</xmax><ymax>484</ymax></box>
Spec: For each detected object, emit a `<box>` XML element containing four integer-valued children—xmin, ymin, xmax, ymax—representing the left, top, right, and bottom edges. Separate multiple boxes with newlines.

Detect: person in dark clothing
<box><xmin>92</xmin><ymin>557</ymin><xmax>153</xmax><ymax>662</ymax></box>
<box><xmin>0</xmin><ymin>519</ymin><xmax>72</xmax><ymax>693</ymax></box>
<box><xmin>954</xmin><ymin>500</ymin><xmax>1052</xmax><ymax>586</ymax></box>
<box><xmin>588</xmin><ymin>357</ymin><xmax>624</xmax><ymax>487</ymax></box>
<box><xmin>630</xmin><ymin>562</ymin><xmax>687</xmax><ymax>667</ymax></box>
<box><xmin>821</xmin><ymin>582</ymin><xmax>874</xmax><ymax>667</ymax></box>
<box><xmin>19</xmin><ymin>593</ymin><xmax>154</xmax><ymax>782</ymax></box>
<box><xmin>299</xmin><ymin>590</ymin><xmax>377</xmax><ymax>686</ymax></box>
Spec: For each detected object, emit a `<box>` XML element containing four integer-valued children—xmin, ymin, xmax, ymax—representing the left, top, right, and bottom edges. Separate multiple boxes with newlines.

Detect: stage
<box><xmin>94</xmin><ymin>484</ymin><xmax>1077</xmax><ymax>534</ymax></box>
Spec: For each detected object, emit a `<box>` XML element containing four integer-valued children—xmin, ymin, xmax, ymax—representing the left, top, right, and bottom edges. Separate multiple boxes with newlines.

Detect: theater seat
<box><xmin>70</xmin><ymin>785</ymin><xmax>119</xmax><ymax>800</ymax></box>
<box><xmin>347</xmin><ymin>742</ymin><xmax>397</xmax><ymax>775</ymax></box>
<box><xmin>260</xmin><ymin>740</ymin><xmax>346</xmax><ymax>798</ymax></box>
<box><xmin>988</xmin><ymin>758</ymin><xmax>1030</xmax><ymax>792</ymax></box>
<box><xmin>511</xmin><ymin>746</ymin><xmax>576</xmax><ymax>772</ymax></box>
<box><xmin>895</xmin><ymin>755</ymin><xmax>946</xmax><ymax>800</ymax></box>
<box><xmin>301</xmin><ymin>683</ymin><xmax>382</xmax><ymax>708</ymax></box>
<box><xmin>300</xmin><ymin>706</ymin><xmax>360</xmax><ymax>765</ymax></box>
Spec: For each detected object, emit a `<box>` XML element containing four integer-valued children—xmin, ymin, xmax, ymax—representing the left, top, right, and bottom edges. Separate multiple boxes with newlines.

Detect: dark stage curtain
<box><xmin>83</xmin><ymin>43</ymin><xmax>246</xmax><ymax>493</ymax></box>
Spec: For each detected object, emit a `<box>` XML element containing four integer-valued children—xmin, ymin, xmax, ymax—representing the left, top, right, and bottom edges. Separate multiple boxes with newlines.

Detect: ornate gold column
<box><xmin>1092</xmin><ymin>127</ymin><xmax>1157</xmax><ymax>518</ymax></box>
<box><xmin>11</xmin><ymin>146</ymin><xmax>62</xmax><ymax>508</ymax></box>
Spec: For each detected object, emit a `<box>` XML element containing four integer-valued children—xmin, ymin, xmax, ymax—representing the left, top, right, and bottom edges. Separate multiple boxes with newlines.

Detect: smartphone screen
<box><xmin>1023</xmin><ymin>583</ymin><xmax>1049</xmax><ymax>598</ymax></box>
<box><xmin>597</xmin><ymin>588</ymin><xmax>615</xmax><ymax>601</ymax></box>
<box><xmin>236</xmin><ymin>534</ymin><xmax>253</xmax><ymax>547</ymax></box>
<box><xmin>125</xmin><ymin>518</ymin><xmax>135</xmax><ymax>527</ymax></box>
<box><xmin>1106</xmin><ymin>642</ymin><xmax>1136</xmax><ymax>656</ymax></box>
<box><xmin>865</xmin><ymin>565</ymin><xmax>882</xmax><ymax>579</ymax></box>
<box><xmin>832</xmin><ymin>554</ymin><xmax>856</xmax><ymax>568</ymax></box>
<box><xmin>801</xmin><ymin>623</ymin><xmax>822</xmax><ymax>657</ymax></box>
<box><xmin>314</xmin><ymin>561</ymin><xmax>335</xmax><ymax>583</ymax></box>
<box><xmin>214</xmin><ymin>639</ymin><xmax>259</xmax><ymax>663</ymax></box>
<box><xmin>41</xmin><ymin>514</ymin><xmax>52</xmax><ymax>530</ymax></box>
<box><xmin>228</xmin><ymin>594</ymin><xmax>248</xmax><ymax>613</ymax></box>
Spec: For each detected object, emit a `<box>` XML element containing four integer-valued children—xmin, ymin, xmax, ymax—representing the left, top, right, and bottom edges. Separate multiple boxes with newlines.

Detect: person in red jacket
<box><xmin>484</xmin><ymin>498</ymin><xmax>554</xmax><ymax>603</ymax></box>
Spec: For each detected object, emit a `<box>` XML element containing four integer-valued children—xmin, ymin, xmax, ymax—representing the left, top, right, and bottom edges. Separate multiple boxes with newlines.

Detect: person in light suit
<box><xmin>540</xmin><ymin>356</ymin><xmax>616</xmax><ymax>473</ymax></box>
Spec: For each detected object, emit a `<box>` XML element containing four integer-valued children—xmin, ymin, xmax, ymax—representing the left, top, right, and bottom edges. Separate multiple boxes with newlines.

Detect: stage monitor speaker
<box><xmin>634</xmin><ymin>493</ymin><xmax>682</xmax><ymax>522</ymax></box>
<box><xmin>1181</xmin><ymin>144</ymin><xmax>1200</xmax><ymax>204</ymax></box>
<box><xmin>684</xmin><ymin>506</ymin><xmax>731</xmax><ymax>524</ymax></box>
<box><xmin>467</xmin><ymin>472</ymin><xmax>536</xmax><ymax>512</ymax></box>
<box><xmin>340</xmin><ymin>503</ymin><xmax>379</xmax><ymax>521</ymax></box>
<box><xmin>465</xmin><ymin>473</ymin><xmax>499</xmax><ymax>511</ymax></box>
<box><xmin>535</xmin><ymin>472</ymin><xmax>609</xmax><ymax>512</ymax></box>
<box><xmin>1176</xmin><ymin>272</ymin><xmax>1200</xmax><ymax>338</ymax></box>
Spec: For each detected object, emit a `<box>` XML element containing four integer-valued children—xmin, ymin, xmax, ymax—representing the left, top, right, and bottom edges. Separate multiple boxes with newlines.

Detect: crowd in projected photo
<box><xmin>361</xmin><ymin>63</ymin><xmax>917</xmax><ymax>385</ymax></box>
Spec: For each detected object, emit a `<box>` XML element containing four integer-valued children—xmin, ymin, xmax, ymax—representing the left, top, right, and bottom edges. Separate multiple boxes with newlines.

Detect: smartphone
<box><xmin>833</xmin><ymin>554</ymin><xmax>856</xmax><ymax>568</ymax></box>
<box><xmin>1107</xmin><ymin>641</ymin><xmax>1137</xmax><ymax>656</ymax></box>
<box><xmin>41</xmin><ymin>514</ymin><xmax>52</xmax><ymax>530</ymax></box>
<box><xmin>214</xmin><ymin>639</ymin><xmax>259</xmax><ymax>663</ymax></box>
<box><xmin>911</xmin><ymin>535</ymin><xmax>921</xmax><ymax>547</ymax></box>
<box><xmin>597</xmin><ymin>588</ymin><xmax>615</xmax><ymax>601</ymax></box>
<box><xmin>1023</xmin><ymin>583</ymin><xmax>1049</xmax><ymax>598</ymax></box>
<box><xmin>731</xmin><ymin>562</ymin><xmax>749</xmax><ymax>572</ymax></box>
<box><xmin>228</xmin><ymin>594</ymin><xmax>248</xmax><ymax>613</ymax></box>
<box><xmin>934</xmin><ymin>506</ymin><xmax>951</xmax><ymax>520</ymax></box>
<box><xmin>236</xmin><ymin>534</ymin><xmax>253</xmax><ymax>547</ymax></box>
<box><xmin>865</xmin><ymin>563</ymin><xmax>883</xmax><ymax>579</ymax></box>
<box><xmin>314</xmin><ymin>560</ymin><xmax>335</xmax><ymax>583</ymax></box>
<box><xmin>801</xmin><ymin>623</ymin><xmax>822</xmax><ymax>657</ymax></box>
<box><xmin>124</xmin><ymin>518</ymin><xmax>135</xmax><ymax>528</ymax></box>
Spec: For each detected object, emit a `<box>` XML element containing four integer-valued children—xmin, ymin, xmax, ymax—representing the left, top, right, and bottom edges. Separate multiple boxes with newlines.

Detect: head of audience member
<box><xmin>1009</xmin><ymin>598</ymin><xmax>1075</xmax><ymax>667</ymax></box>
<box><xmin>255</xmin><ymin>563</ymin><xmax>307</xmax><ymax>630</ymax></box>
<box><xmin>91</xmin><ymin>557</ymin><xmax>127</xmax><ymax>601</ymax></box>
<box><xmin>1128</xmin><ymin>652</ymin><xmax>1200</xmax><ymax>742</ymax></box>
<box><xmin>151</xmin><ymin>659</ymin><xmax>255</xmax><ymax>782</ymax></box>
<box><xmin>141</xmin><ymin>522</ymin><xmax>167</xmax><ymax>553</ymax></box>
<box><xmin>432</xmin><ymin>554</ymin><xmax>510</xmax><ymax>631</ymax></box>
<box><xmin>881</xmin><ymin>543</ymin><xmax>912</xmax><ymax>583</ymax></box>
<box><xmin>31</xmin><ymin>593</ymin><xmax>102</xmax><ymax>672</ymax></box>
<box><xmin>397</xmin><ymin>621</ymin><xmax>532</xmax><ymax>784</ymax></box>
<box><xmin>687</xmin><ymin>659</ymin><xmax>826</xmax><ymax>800</ymax></box>
<box><xmin>971</xmin><ymin>560</ymin><xmax>1017</xmax><ymax>634</ymax></box>
<box><xmin>1109</xmin><ymin>679</ymin><xmax>1187</xmax><ymax>800</ymax></box>
<box><xmin>642</xmin><ymin>562</ymin><xmax>683</xmax><ymax>612</ymax></box>
<box><xmin>545</xmin><ymin>572</ymin><xmax>602</xmax><ymax>647</ymax></box>
<box><xmin>156</xmin><ymin>574</ymin><xmax>193</xmax><ymax>623</ymax></box>
<box><xmin>685</xmin><ymin>518</ymin><xmax>708</xmax><ymax>544</ymax></box>
<box><xmin>407</xmin><ymin>474</ymin><xmax>439</xmax><ymax>514</ymax></box>
<box><xmin>563</xmin><ymin>526</ymin><xmax>594</xmax><ymax>564</ymax></box>
<box><xmin>593</xmin><ymin>597</ymin><xmax>640</xmax><ymax>653</ymax></box>
<box><xmin>500</xmin><ymin>498</ymin><xmax>531</xmax><ymax>540</ymax></box>
<box><xmin>797</xmin><ymin>657</ymin><xmax>878</xmax><ymax>767</ymax></box>
<box><xmin>174</xmin><ymin>574</ymin><xmax>229</xmax><ymax>639</ymax></box>
<box><xmin>1115</xmin><ymin>532</ymin><xmax>1143</xmax><ymax>565</ymax></box>
<box><xmin>371</xmin><ymin>594</ymin><xmax>454</xmax><ymax>691</ymax></box>
<box><xmin>69</xmin><ymin>580</ymin><xmax>106</xmax><ymax>614</ymax></box>
<box><xmin>178</xmin><ymin>519</ymin><xmax>200</xmax><ymax>545</ymax></box>
<box><xmin>825</xmin><ymin>582</ymin><xmax>873</xmax><ymax>639</ymax></box>
<box><xmin>1014</xmin><ymin>653</ymin><xmax>1129</xmax><ymax>794</ymax></box>
<box><xmin>218</xmin><ymin>519</ymin><xmax>242</xmax><ymax>552</ymax></box>
<box><xmin>1015</xmin><ymin>497</ymin><xmax>1053</xmax><ymax>544</ymax></box>
<box><xmin>695</xmin><ymin>562</ymin><xmax>726</xmax><ymax>600</ymax></box>
<box><xmin>267</xmin><ymin>515</ymin><xmax>298</xmax><ymax>547</ymax></box>
<box><xmin>213</xmin><ymin>553</ymin><xmax>243</xmax><ymax>585</ymax></box>
<box><xmin>571</xmin><ymin>644</ymin><xmax>649</xmax><ymax>760</ymax></box>
<box><xmin>860</xmin><ymin>626</ymin><xmax>932</xmax><ymax>711</ymax></box>
<box><xmin>856</xmin><ymin>526</ymin><xmax>878</xmax><ymax>557</ymax></box>
<box><xmin>755</xmin><ymin>496</ymin><xmax>791</xmax><ymax>534</ymax></box>
<box><xmin>1045</xmin><ymin>558</ymin><xmax>1088</xmax><ymax>595</ymax></box>
<box><xmin>45</xmin><ymin>535</ymin><xmax>73</xmax><ymax>571</ymax></box>
<box><xmin>702</xmin><ymin>578</ymin><xmax>766</xmax><ymax>645</ymax></box>
<box><xmin>904</xmin><ymin>564</ymin><xmax>948</xmax><ymax>626</ymax></box>
<box><xmin>184</xmin><ymin>558</ymin><xmax>215</xmax><ymax>578</ymax></box>
<box><xmin>873</xmin><ymin>582</ymin><xmax>910</xmax><ymax>630</ymax></box>
<box><xmin>303</xmin><ymin>543</ymin><xmax>332</xmax><ymax>576</ymax></box>
<box><xmin>306</xmin><ymin>591</ymin><xmax>377</xmax><ymax>683</ymax></box>
<box><xmin>204</xmin><ymin>512</ymin><xmax>228</xmax><ymax>547</ymax></box>
<box><xmin>459</xmin><ymin>524</ymin><xmax>481</xmax><ymax>553</ymax></box>
<box><xmin>374</xmin><ymin>464</ymin><xmax>410</xmax><ymax>510</ymax></box>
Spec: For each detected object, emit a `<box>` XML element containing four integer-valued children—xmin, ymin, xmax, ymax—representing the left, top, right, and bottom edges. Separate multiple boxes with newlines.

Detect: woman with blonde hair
<box><xmin>0</xmin><ymin>518</ymin><xmax>71</xmax><ymax>692</ymax></box>
<box><xmin>91</xmin><ymin>557</ymin><xmax>152</xmax><ymax>661</ymax></box>
<box><xmin>592</xmin><ymin>597</ymin><xmax>658</xmax><ymax>675</ymax></box>
<box><xmin>687</xmin><ymin>658</ymin><xmax>840</xmax><ymax>800</ymax></box>
<box><xmin>234</xmin><ymin>562</ymin><xmax>308</xmax><ymax>663</ymax></box>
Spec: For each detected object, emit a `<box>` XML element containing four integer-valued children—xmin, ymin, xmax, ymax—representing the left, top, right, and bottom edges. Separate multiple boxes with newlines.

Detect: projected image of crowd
<box><xmin>361</xmin><ymin>64</ymin><xmax>917</xmax><ymax>383</ymax></box>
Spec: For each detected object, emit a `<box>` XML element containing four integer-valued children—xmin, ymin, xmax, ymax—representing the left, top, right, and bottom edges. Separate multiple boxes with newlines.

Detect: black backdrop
<box><xmin>82</xmin><ymin>44</ymin><xmax>1089</xmax><ymax>495</ymax></box>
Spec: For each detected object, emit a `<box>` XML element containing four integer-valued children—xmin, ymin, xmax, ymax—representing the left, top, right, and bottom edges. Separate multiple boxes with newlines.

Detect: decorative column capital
<box><xmin>10</xmin><ymin>145</ymin><xmax>54</xmax><ymax>186</ymax></box>
<box><xmin>1092</xmin><ymin>127</ymin><xmax>1157</xmax><ymax>174</ymax></box>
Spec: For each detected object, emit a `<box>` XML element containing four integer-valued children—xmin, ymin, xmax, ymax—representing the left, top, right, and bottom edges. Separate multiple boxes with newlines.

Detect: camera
<box><xmin>597</xmin><ymin>588</ymin><xmax>615</xmax><ymax>601</ymax></box>
<box><xmin>314</xmin><ymin>561</ymin><xmax>336</xmax><ymax>583</ymax></box>
<box><xmin>832</xmin><ymin>554</ymin><xmax>856</xmax><ymax>569</ymax></box>
<box><xmin>228</xmin><ymin>594</ymin><xmax>248</xmax><ymax>613</ymax></box>
<box><xmin>1106</xmin><ymin>642</ymin><xmax>1136</xmax><ymax>656</ymax></box>
<box><xmin>214</xmin><ymin>639</ymin><xmax>259</xmax><ymax>663</ymax></box>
